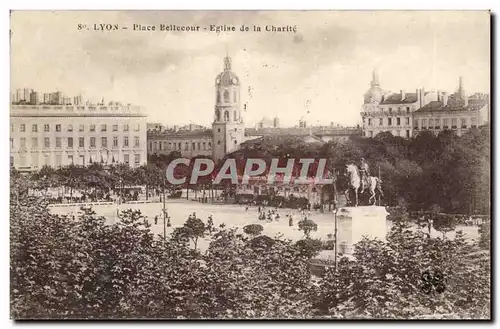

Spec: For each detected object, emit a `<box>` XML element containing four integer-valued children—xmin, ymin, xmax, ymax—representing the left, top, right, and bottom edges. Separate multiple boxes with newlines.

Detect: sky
<box><xmin>10</xmin><ymin>11</ymin><xmax>490</xmax><ymax>127</ymax></box>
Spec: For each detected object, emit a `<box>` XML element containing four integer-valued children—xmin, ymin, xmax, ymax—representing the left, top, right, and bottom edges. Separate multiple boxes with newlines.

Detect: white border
<box><xmin>3</xmin><ymin>1</ymin><xmax>498</xmax><ymax>328</ymax></box>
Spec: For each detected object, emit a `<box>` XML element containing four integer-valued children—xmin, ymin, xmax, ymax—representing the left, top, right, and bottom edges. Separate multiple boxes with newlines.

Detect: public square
<box><xmin>49</xmin><ymin>200</ymin><xmax>481</xmax><ymax>253</ymax></box>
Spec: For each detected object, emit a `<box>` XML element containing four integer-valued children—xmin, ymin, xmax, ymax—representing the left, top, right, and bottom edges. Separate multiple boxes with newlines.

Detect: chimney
<box><xmin>400</xmin><ymin>90</ymin><xmax>406</xmax><ymax>100</ymax></box>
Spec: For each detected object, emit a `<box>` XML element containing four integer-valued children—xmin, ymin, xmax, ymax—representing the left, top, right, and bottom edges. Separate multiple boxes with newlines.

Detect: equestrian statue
<box><xmin>341</xmin><ymin>158</ymin><xmax>384</xmax><ymax>207</ymax></box>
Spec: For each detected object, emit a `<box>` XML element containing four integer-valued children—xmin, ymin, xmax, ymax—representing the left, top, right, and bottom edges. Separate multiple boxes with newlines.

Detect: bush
<box><xmin>295</xmin><ymin>238</ymin><xmax>322</xmax><ymax>258</ymax></box>
<box><xmin>243</xmin><ymin>224</ymin><xmax>264</xmax><ymax>237</ymax></box>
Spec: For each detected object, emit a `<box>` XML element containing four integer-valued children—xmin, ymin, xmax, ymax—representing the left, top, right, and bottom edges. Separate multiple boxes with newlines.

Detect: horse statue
<box><xmin>343</xmin><ymin>163</ymin><xmax>383</xmax><ymax>207</ymax></box>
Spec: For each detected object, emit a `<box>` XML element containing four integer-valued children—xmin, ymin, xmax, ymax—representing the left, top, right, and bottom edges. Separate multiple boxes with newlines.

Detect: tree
<box><xmin>295</xmin><ymin>238</ymin><xmax>322</xmax><ymax>258</ymax></box>
<box><xmin>183</xmin><ymin>217</ymin><xmax>206</xmax><ymax>250</ymax></box>
<box><xmin>298</xmin><ymin>219</ymin><xmax>318</xmax><ymax>238</ymax></box>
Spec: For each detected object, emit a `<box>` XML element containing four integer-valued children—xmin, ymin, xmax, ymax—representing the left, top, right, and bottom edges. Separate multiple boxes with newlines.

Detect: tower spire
<box><xmin>224</xmin><ymin>49</ymin><xmax>231</xmax><ymax>71</ymax></box>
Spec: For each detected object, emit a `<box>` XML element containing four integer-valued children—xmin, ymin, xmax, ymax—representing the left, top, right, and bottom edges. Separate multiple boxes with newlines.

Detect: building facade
<box><xmin>412</xmin><ymin>100</ymin><xmax>489</xmax><ymax>137</ymax></box>
<box><xmin>361</xmin><ymin>72</ymin><xmax>489</xmax><ymax>139</ymax></box>
<box><xmin>10</xmin><ymin>103</ymin><xmax>148</xmax><ymax>171</ymax></box>
<box><xmin>148</xmin><ymin>127</ymin><xmax>213</xmax><ymax>158</ymax></box>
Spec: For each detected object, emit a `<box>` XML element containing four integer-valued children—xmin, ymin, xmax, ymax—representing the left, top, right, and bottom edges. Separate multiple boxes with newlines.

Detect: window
<box><xmin>471</xmin><ymin>117</ymin><xmax>478</xmax><ymax>128</ymax></box>
<box><xmin>198</xmin><ymin>142</ymin><xmax>201</xmax><ymax>150</ymax></box>
<box><xmin>19</xmin><ymin>155</ymin><xmax>26</xmax><ymax>167</ymax></box>
<box><xmin>124</xmin><ymin>124</ymin><xmax>129</xmax><ymax>132</ymax></box>
<box><xmin>422</xmin><ymin>119</ymin><xmax>427</xmax><ymax>129</ymax></box>
<box><xmin>435</xmin><ymin>119</ymin><xmax>440</xmax><ymax>129</ymax></box>
<box><xmin>428</xmin><ymin>119</ymin><xmax>433</xmax><ymax>128</ymax></box>
<box><xmin>159</xmin><ymin>142</ymin><xmax>162</xmax><ymax>151</ymax></box>
<box><xmin>79</xmin><ymin>155</ymin><xmax>85</xmax><ymax>166</ymax></box>
<box><xmin>101</xmin><ymin>137</ymin><xmax>107</xmax><ymax>148</ymax></box>
<box><xmin>90</xmin><ymin>137</ymin><xmax>96</xmax><ymax>148</ymax></box>
<box><xmin>369</xmin><ymin>131</ymin><xmax>373</xmax><ymax>137</ymax></box>
<box><xmin>234</xmin><ymin>140</ymin><xmax>238</xmax><ymax>144</ymax></box>
<box><xmin>406</xmin><ymin>130</ymin><xmax>410</xmax><ymax>138</ymax></box>
<box><xmin>112</xmin><ymin>124</ymin><xmax>118</xmax><ymax>132</ymax></box>
<box><xmin>443</xmin><ymin>119</ymin><xmax>449</xmax><ymax>128</ymax></box>
<box><xmin>32</xmin><ymin>137</ymin><xmax>38</xmax><ymax>148</ymax></box>
<box><xmin>217</xmin><ymin>128</ymin><xmax>221</xmax><ymax>133</ymax></box>
<box><xmin>406</xmin><ymin>107</ymin><xmax>410</xmax><ymax>113</ymax></box>
<box><xmin>101</xmin><ymin>124</ymin><xmax>107</xmax><ymax>132</ymax></box>
<box><xmin>163</xmin><ymin>142</ymin><xmax>167</xmax><ymax>150</ymax></box>
<box><xmin>388</xmin><ymin>118</ymin><xmax>392</xmax><ymax>126</ymax></box>
<box><xmin>185</xmin><ymin>143</ymin><xmax>188</xmax><ymax>151</ymax></box>
<box><xmin>134</xmin><ymin>154</ymin><xmax>140</xmax><ymax>165</ymax></box>
<box><xmin>413</xmin><ymin>119</ymin><xmax>419</xmax><ymax>129</ymax></box>
<box><xmin>11</xmin><ymin>124</ymin><xmax>13</xmax><ymax>133</ymax></box>
<box><xmin>55</xmin><ymin>155</ymin><xmax>62</xmax><ymax>168</ymax></box>
<box><xmin>203</xmin><ymin>142</ymin><xmax>206</xmax><ymax>150</ymax></box>
<box><xmin>124</xmin><ymin>136</ymin><xmax>129</xmax><ymax>147</ymax></box>
<box><xmin>20</xmin><ymin>137</ymin><xmax>26</xmax><ymax>148</ymax></box>
<box><xmin>10</xmin><ymin>138</ymin><xmax>13</xmax><ymax>149</ymax></box>
<box><xmin>217</xmin><ymin>140</ymin><xmax>221</xmax><ymax>145</ymax></box>
<box><xmin>32</xmin><ymin>124</ymin><xmax>37</xmax><ymax>133</ymax></box>
<box><xmin>67</xmin><ymin>124</ymin><xmax>73</xmax><ymax>132</ymax></box>
<box><xmin>79</xmin><ymin>137</ymin><xmax>84</xmax><ymax>148</ymax></box>
<box><xmin>124</xmin><ymin>154</ymin><xmax>129</xmax><ymax>164</ymax></box>
<box><xmin>32</xmin><ymin>154</ymin><xmax>38</xmax><ymax>168</ymax></box>
<box><xmin>20</xmin><ymin>124</ymin><xmax>25</xmax><ymax>132</ymax></box>
<box><xmin>208</xmin><ymin>142</ymin><xmax>211</xmax><ymax>147</ymax></box>
<box><xmin>113</xmin><ymin>136</ymin><xmax>118</xmax><ymax>147</ymax></box>
<box><xmin>134</xmin><ymin>124</ymin><xmax>140</xmax><ymax>131</ymax></box>
<box><xmin>68</xmin><ymin>155</ymin><xmax>74</xmax><ymax>164</ymax></box>
<box><xmin>56</xmin><ymin>124</ymin><xmax>61</xmax><ymax>132</ymax></box>
<box><xmin>388</xmin><ymin>108</ymin><xmax>392</xmax><ymax>114</ymax></box>
<box><xmin>56</xmin><ymin>137</ymin><xmax>61</xmax><ymax>148</ymax></box>
<box><xmin>224</xmin><ymin>89</ymin><xmax>229</xmax><ymax>102</ymax></box>
<box><xmin>90</xmin><ymin>124</ymin><xmax>96</xmax><ymax>132</ymax></box>
<box><xmin>178</xmin><ymin>142</ymin><xmax>181</xmax><ymax>150</ymax></box>
<box><xmin>451</xmin><ymin>118</ymin><xmax>457</xmax><ymax>128</ymax></box>
<box><xmin>405</xmin><ymin>117</ymin><xmax>410</xmax><ymax>125</ymax></box>
<box><xmin>368</xmin><ymin>118</ymin><xmax>372</xmax><ymax>126</ymax></box>
<box><xmin>224</xmin><ymin>111</ymin><xmax>229</xmax><ymax>122</ymax></box>
<box><xmin>396</xmin><ymin>118</ymin><xmax>401</xmax><ymax>126</ymax></box>
<box><xmin>192</xmin><ymin>142</ymin><xmax>195</xmax><ymax>150</ymax></box>
<box><xmin>461</xmin><ymin>118</ymin><xmax>467</xmax><ymax>129</ymax></box>
<box><xmin>79</xmin><ymin>124</ymin><xmax>84</xmax><ymax>132</ymax></box>
<box><xmin>234</xmin><ymin>111</ymin><xmax>237</xmax><ymax>121</ymax></box>
<box><xmin>379</xmin><ymin>118</ymin><xmax>383</xmax><ymax>126</ymax></box>
<box><xmin>134</xmin><ymin>136</ymin><xmax>139</xmax><ymax>147</ymax></box>
<box><xmin>44</xmin><ymin>137</ymin><xmax>50</xmax><ymax>148</ymax></box>
<box><xmin>68</xmin><ymin>137</ymin><xmax>73</xmax><ymax>148</ymax></box>
<box><xmin>44</xmin><ymin>124</ymin><xmax>50</xmax><ymax>132</ymax></box>
<box><xmin>168</xmin><ymin>142</ymin><xmax>172</xmax><ymax>149</ymax></box>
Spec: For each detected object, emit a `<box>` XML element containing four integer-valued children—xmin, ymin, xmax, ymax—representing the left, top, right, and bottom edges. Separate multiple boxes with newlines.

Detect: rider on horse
<box><xmin>359</xmin><ymin>157</ymin><xmax>370</xmax><ymax>190</ymax></box>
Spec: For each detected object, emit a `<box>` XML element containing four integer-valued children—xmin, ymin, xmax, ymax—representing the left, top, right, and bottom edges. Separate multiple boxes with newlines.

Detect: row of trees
<box><xmin>10</xmin><ymin>188</ymin><xmax>490</xmax><ymax>319</ymax></box>
<box><xmin>225</xmin><ymin>127</ymin><xmax>490</xmax><ymax>214</ymax></box>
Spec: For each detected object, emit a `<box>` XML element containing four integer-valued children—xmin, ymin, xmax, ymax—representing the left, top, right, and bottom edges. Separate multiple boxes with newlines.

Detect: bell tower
<box><xmin>212</xmin><ymin>55</ymin><xmax>245</xmax><ymax>162</ymax></box>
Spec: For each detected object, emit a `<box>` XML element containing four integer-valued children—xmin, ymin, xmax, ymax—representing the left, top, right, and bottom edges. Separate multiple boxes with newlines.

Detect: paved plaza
<box><xmin>50</xmin><ymin>200</ymin><xmax>481</xmax><ymax>250</ymax></box>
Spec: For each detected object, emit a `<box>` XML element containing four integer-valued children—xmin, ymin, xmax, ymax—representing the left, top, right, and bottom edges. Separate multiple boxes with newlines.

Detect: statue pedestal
<box><xmin>336</xmin><ymin>206</ymin><xmax>388</xmax><ymax>255</ymax></box>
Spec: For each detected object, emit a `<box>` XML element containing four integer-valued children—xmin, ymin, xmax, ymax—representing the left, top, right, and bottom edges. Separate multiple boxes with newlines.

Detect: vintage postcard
<box><xmin>10</xmin><ymin>10</ymin><xmax>491</xmax><ymax>320</ymax></box>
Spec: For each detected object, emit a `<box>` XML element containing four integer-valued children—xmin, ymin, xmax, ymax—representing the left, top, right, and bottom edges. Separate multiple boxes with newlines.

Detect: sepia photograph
<box><xmin>9</xmin><ymin>10</ymin><xmax>491</xmax><ymax>320</ymax></box>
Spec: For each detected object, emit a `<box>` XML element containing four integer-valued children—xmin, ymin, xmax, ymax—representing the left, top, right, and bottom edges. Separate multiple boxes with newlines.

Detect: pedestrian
<box><xmin>154</xmin><ymin>215</ymin><xmax>158</xmax><ymax>225</ymax></box>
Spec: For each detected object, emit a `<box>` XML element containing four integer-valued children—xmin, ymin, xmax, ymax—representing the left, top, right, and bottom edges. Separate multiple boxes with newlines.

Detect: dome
<box><xmin>216</xmin><ymin>70</ymin><xmax>239</xmax><ymax>86</ymax></box>
<box><xmin>364</xmin><ymin>86</ymin><xmax>382</xmax><ymax>104</ymax></box>
<box><xmin>215</xmin><ymin>56</ymin><xmax>240</xmax><ymax>86</ymax></box>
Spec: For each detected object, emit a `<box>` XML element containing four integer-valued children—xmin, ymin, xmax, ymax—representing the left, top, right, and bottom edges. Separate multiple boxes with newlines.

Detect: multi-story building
<box><xmin>148</xmin><ymin>125</ymin><xmax>213</xmax><ymax>158</ymax></box>
<box><xmin>361</xmin><ymin>72</ymin><xmax>489</xmax><ymax>139</ymax></box>
<box><xmin>10</xmin><ymin>102</ymin><xmax>148</xmax><ymax>171</ymax></box>
<box><xmin>412</xmin><ymin>92</ymin><xmax>489</xmax><ymax>137</ymax></box>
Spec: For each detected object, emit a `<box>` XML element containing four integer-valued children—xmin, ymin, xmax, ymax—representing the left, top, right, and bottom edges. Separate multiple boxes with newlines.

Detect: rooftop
<box><xmin>414</xmin><ymin>101</ymin><xmax>479</xmax><ymax>114</ymax></box>
<box><xmin>380</xmin><ymin>92</ymin><xmax>418</xmax><ymax>105</ymax></box>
